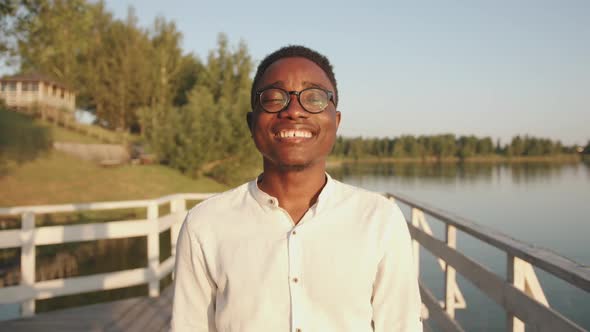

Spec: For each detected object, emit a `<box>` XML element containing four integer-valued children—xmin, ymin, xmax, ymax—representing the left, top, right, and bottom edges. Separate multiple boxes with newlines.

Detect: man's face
<box><xmin>248</xmin><ymin>57</ymin><xmax>341</xmax><ymax>170</ymax></box>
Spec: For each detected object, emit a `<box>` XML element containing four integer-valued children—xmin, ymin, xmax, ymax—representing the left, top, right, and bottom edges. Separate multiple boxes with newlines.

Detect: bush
<box><xmin>0</xmin><ymin>108</ymin><xmax>53</xmax><ymax>175</ymax></box>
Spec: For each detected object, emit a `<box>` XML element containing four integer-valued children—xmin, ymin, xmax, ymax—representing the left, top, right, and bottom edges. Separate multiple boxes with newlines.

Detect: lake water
<box><xmin>331</xmin><ymin>161</ymin><xmax>590</xmax><ymax>331</ymax></box>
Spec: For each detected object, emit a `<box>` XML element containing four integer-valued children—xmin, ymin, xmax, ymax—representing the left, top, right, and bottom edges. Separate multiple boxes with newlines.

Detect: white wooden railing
<box><xmin>0</xmin><ymin>193</ymin><xmax>216</xmax><ymax>318</ymax></box>
<box><xmin>1</xmin><ymin>192</ymin><xmax>589</xmax><ymax>331</ymax></box>
<box><xmin>386</xmin><ymin>193</ymin><xmax>590</xmax><ymax>332</ymax></box>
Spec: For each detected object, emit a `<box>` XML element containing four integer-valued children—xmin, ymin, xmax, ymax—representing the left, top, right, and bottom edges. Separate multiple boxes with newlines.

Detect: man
<box><xmin>171</xmin><ymin>45</ymin><xmax>422</xmax><ymax>332</ymax></box>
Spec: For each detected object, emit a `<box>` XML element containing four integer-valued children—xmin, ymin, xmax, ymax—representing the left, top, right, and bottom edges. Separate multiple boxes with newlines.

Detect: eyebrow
<box><xmin>258</xmin><ymin>81</ymin><xmax>330</xmax><ymax>91</ymax></box>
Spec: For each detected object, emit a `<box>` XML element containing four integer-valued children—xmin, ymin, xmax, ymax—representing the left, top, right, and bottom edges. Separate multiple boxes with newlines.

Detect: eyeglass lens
<box><xmin>259</xmin><ymin>88</ymin><xmax>329</xmax><ymax>113</ymax></box>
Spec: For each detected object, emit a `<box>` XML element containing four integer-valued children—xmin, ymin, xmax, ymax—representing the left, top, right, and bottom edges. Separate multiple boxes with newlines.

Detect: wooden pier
<box><xmin>0</xmin><ymin>192</ymin><xmax>589</xmax><ymax>331</ymax></box>
<box><xmin>0</xmin><ymin>285</ymin><xmax>172</xmax><ymax>331</ymax></box>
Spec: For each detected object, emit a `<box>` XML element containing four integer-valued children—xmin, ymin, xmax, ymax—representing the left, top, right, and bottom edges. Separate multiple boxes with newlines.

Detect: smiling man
<box><xmin>171</xmin><ymin>46</ymin><xmax>422</xmax><ymax>332</ymax></box>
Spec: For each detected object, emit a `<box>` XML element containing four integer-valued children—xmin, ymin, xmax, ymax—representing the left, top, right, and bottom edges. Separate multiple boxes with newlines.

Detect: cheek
<box><xmin>319</xmin><ymin>116</ymin><xmax>339</xmax><ymax>150</ymax></box>
<box><xmin>250</xmin><ymin>116</ymin><xmax>272</xmax><ymax>148</ymax></box>
<box><xmin>323</xmin><ymin>112</ymin><xmax>340</xmax><ymax>136</ymax></box>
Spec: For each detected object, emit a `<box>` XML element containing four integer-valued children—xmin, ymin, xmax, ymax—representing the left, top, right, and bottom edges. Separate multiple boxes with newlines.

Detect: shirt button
<box><xmin>292</xmin><ymin>277</ymin><xmax>299</xmax><ymax>283</ymax></box>
<box><xmin>292</xmin><ymin>230</ymin><xmax>297</xmax><ymax>235</ymax></box>
<box><xmin>296</xmin><ymin>329</ymin><xmax>302</xmax><ymax>332</ymax></box>
<box><xmin>268</xmin><ymin>199</ymin><xmax>274</xmax><ymax>205</ymax></box>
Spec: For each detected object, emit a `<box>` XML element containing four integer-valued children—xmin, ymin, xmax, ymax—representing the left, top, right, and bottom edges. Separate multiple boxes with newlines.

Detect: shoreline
<box><xmin>326</xmin><ymin>154</ymin><xmax>582</xmax><ymax>168</ymax></box>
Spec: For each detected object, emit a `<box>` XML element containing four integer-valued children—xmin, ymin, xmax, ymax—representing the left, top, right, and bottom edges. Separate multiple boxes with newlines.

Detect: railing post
<box><xmin>444</xmin><ymin>224</ymin><xmax>457</xmax><ymax>318</ymax></box>
<box><xmin>20</xmin><ymin>211</ymin><xmax>35</xmax><ymax>317</ymax></box>
<box><xmin>147</xmin><ymin>202</ymin><xmax>160</xmax><ymax>297</ymax></box>
<box><xmin>507</xmin><ymin>255</ymin><xmax>550</xmax><ymax>332</ymax></box>
<box><xmin>411</xmin><ymin>208</ymin><xmax>421</xmax><ymax>277</ymax></box>
<box><xmin>507</xmin><ymin>254</ymin><xmax>525</xmax><ymax>332</ymax></box>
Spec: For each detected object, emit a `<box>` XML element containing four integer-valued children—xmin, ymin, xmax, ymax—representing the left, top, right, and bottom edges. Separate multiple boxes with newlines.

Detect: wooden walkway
<box><xmin>0</xmin><ymin>286</ymin><xmax>173</xmax><ymax>331</ymax></box>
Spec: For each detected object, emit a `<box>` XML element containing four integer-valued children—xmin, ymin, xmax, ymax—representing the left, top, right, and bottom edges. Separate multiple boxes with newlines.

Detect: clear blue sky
<box><xmin>105</xmin><ymin>0</ymin><xmax>589</xmax><ymax>145</ymax></box>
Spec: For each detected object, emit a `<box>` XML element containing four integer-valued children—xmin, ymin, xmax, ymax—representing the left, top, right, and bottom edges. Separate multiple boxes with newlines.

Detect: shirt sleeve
<box><xmin>372</xmin><ymin>205</ymin><xmax>423</xmax><ymax>332</ymax></box>
<box><xmin>171</xmin><ymin>215</ymin><xmax>218</xmax><ymax>332</ymax></box>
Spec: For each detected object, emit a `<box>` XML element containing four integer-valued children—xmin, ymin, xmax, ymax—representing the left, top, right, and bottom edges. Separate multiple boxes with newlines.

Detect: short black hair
<box><xmin>251</xmin><ymin>45</ymin><xmax>338</xmax><ymax>109</ymax></box>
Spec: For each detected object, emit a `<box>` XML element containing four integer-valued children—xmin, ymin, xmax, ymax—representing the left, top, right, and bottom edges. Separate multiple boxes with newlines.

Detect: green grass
<box><xmin>0</xmin><ymin>150</ymin><xmax>227</xmax><ymax>206</ymax></box>
<box><xmin>0</xmin><ymin>107</ymin><xmax>226</xmax><ymax>206</ymax></box>
<box><xmin>37</xmin><ymin>117</ymin><xmax>142</xmax><ymax>145</ymax></box>
<box><xmin>47</xmin><ymin>123</ymin><xmax>105</xmax><ymax>144</ymax></box>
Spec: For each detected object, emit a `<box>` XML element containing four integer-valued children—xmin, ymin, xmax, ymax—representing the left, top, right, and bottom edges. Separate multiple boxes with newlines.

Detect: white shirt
<box><xmin>171</xmin><ymin>174</ymin><xmax>422</xmax><ymax>332</ymax></box>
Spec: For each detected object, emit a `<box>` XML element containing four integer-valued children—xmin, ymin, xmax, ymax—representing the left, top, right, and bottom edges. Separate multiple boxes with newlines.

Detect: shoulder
<box><xmin>329</xmin><ymin>178</ymin><xmax>407</xmax><ymax>233</ymax></box>
<box><xmin>331</xmin><ymin>178</ymin><xmax>399</xmax><ymax>213</ymax></box>
<box><xmin>183</xmin><ymin>181</ymin><xmax>251</xmax><ymax>231</ymax></box>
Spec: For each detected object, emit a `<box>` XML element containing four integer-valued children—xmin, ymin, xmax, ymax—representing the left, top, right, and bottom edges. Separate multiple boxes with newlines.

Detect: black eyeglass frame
<box><xmin>255</xmin><ymin>87</ymin><xmax>336</xmax><ymax>114</ymax></box>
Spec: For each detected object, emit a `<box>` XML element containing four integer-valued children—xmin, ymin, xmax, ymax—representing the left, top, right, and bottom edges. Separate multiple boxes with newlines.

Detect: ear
<box><xmin>335</xmin><ymin>110</ymin><xmax>341</xmax><ymax>130</ymax></box>
<box><xmin>246</xmin><ymin>112</ymin><xmax>254</xmax><ymax>134</ymax></box>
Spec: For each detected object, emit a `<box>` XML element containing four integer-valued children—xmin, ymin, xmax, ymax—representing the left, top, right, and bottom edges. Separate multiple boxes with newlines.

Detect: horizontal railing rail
<box><xmin>385</xmin><ymin>192</ymin><xmax>589</xmax><ymax>332</ymax></box>
<box><xmin>389</xmin><ymin>192</ymin><xmax>590</xmax><ymax>292</ymax></box>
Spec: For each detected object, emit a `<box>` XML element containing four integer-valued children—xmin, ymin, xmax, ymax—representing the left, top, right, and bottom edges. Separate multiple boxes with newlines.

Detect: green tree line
<box><xmin>2</xmin><ymin>0</ymin><xmax>258</xmax><ymax>183</ymax></box>
<box><xmin>332</xmin><ymin>134</ymin><xmax>581</xmax><ymax>160</ymax></box>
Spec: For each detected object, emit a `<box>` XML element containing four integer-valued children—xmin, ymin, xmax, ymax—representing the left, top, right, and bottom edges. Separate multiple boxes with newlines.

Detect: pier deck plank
<box><xmin>0</xmin><ymin>286</ymin><xmax>173</xmax><ymax>332</ymax></box>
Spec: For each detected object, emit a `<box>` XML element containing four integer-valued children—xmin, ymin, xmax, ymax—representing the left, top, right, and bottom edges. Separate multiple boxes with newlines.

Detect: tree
<box><xmin>347</xmin><ymin>137</ymin><xmax>365</xmax><ymax>160</ymax></box>
<box><xmin>430</xmin><ymin>134</ymin><xmax>456</xmax><ymax>159</ymax></box>
<box><xmin>93</xmin><ymin>8</ymin><xmax>153</xmax><ymax>130</ymax></box>
<box><xmin>476</xmin><ymin>137</ymin><xmax>494</xmax><ymax>155</ymax></box>
<box><xmin>140</xmin><ymin>34</ymin><xmax>257</xmax><ymax>183</ymax></box>
<box><xmin>403</xmin><ymin>136</ymin><xmax>422</xmax><ymax>158</ymax></box>
<box><xmin>391</xmin><ymin>138</ymin><xmax>406</xmax><ymax>158</ymax></box>
<box><xmin>172</xmin><ymin>54</ymin><xmax>203</xmax><ymax>106</ymax></box>
<box><xmin>508</xmin><ymin>135</ymin><xmax>525</xmax><ymax>156</ymax></box>
<box><xmin>332</xmin><ymin>136</ymin><xmax>345</xmax><ymax>156</ymax></box>
<box><xmin>16</xmin><ymin>0</ymin><xmax>94</xmax><ymax>88</ymax></box>
<box><xmin>0</xmin><ymin>0</ymin><xmax>45</xmax><ymax>67</ymax></box>
<box><xmin>495</xmin><ymin>139</ymin><xmax>503</xmax><ymax>154</ymax></box>
<box><xmin>0</xmin><ymin>0</ymin><xmax>19</xmax><ymax>64</ymax></box>
<box><xmin>149</xmin><ymin>16</ymin><xmax>183</xmax><ymax>109</ymax></box>
<box><xmin>457</xmin><ymin>135</ymin><xmax>477</xmax><ymax>159</ymax></box>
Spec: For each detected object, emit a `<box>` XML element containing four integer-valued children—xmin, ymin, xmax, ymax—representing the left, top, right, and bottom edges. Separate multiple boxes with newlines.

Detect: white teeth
<box><xmin>278</xmin><ymin>130</ymin><xmax>312</xmax><ymax>138</ymax></box>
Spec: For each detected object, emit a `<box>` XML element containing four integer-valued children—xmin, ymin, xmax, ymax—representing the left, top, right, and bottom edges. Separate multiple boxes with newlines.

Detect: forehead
<box><xmin>258</xmin><ymin>57</ymin><xmax>334</xmax><ymax>90</ymax></box>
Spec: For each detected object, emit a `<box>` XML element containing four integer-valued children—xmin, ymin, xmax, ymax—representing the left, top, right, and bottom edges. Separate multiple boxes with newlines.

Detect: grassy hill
<box><xmin>49</xmin><ymin>123</ymin><xmax>106</xmax><ymax>144</ymax></box>
<box><xmin>0</xmin><ymin>108</ymin><xmax>227</xmax><ymax>206</ymax></box>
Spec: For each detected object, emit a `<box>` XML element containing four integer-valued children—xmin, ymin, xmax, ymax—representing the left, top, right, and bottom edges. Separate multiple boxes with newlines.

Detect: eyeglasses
<box><xmin>256</xmin><ymin>87</ymin><xmax>335</xmax><ymax>114</ymax></box>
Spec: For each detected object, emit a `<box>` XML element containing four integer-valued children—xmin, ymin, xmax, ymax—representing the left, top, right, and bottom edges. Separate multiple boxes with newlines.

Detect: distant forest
<box><xmin>332</xmin><ymin>134</ymin><xmax>588</xmax><ymax>160</ymax></box>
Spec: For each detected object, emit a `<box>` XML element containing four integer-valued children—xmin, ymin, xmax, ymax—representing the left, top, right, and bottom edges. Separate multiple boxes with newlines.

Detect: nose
<box><xmin>279</xmin><ymin>93</ymin><xmax>308</xmax><ymax>119</ymax></box>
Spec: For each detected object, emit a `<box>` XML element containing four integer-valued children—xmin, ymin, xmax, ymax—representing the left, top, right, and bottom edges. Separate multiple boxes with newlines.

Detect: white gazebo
<box><xmin>0</xmin><ymin>73</ymin><xmax>76</xmax><ymax>121</ymax></box>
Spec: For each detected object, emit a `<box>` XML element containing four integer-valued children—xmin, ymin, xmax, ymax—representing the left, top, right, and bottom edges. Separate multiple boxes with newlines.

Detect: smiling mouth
<box><xmin>275</xmin><ymin>130</ymin><xmax>314</xmax><ymax>139</ymax></box>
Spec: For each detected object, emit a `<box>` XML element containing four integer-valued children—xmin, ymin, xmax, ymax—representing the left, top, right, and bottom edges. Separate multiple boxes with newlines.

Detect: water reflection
<box><xmin>329</xmin><ymin>161</ymin><xmax>584</xmax><ymax>184</ymax></box>
<box><xmin>509</xmin><ymin>162</ymin><xmax>582</xmax><ymax>183</ymax></box>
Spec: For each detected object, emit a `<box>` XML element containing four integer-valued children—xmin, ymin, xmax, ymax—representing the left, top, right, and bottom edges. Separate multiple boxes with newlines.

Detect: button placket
<box><xmin>288</xmin><ymin>225</ymin><xmax>303</xmax><ymax>332</ymax></box>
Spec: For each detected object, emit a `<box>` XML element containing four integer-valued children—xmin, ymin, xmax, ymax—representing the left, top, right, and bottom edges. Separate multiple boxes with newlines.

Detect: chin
<box><xmin>277</xmin><ymin>163</ymin><xmax>308</xmax><ymax>171</ymax></box>
<box><xmin>264</xmin><ymin>154</ymin><xmax>315</xmax><ymax>171</ymax></box>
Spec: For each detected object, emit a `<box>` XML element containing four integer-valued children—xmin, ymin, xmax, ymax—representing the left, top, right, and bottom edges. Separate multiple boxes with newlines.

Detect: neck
<box><xmin>258</xmin><ymin>159</ymin><xmax>327</xmax><ymax>224</ymax></box>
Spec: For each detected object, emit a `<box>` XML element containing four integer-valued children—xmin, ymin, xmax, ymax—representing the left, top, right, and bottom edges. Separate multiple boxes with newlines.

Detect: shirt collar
<box><xmin>248</xmin><ymin>172</ymin><xmax>335</xmax><ymax>214</ymax></box>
